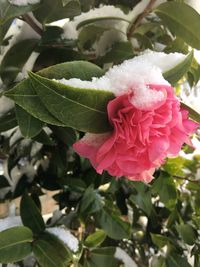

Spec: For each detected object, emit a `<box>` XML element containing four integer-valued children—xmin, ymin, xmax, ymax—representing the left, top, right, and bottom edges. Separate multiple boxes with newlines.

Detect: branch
<box><xmin>173</xmin><ymin>175</ymin><xmax>200</xmax><ymax>184</ymax></box>
<box><xmin>21</xmin><ymin>14</ymin><xmax>43</xmax><ymax>36</ymax></box>
<box><xmin>127</xmin><ymin>0</ymin><xmax>157</xmax><ymax>39</ymax></box>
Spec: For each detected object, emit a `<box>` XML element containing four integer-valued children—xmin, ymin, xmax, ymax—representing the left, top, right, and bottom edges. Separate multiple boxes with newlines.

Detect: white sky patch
<box><xmin>46</xmin><ymin>227</ymin><xmax>79</xmax><ymax>252</ymax></box>
<box><xmin>114</xmin><ymin>247</ymin><xmax>138</xmax><ymax>267</ymax></box>
<box><xmin>55</xmin><ymin>51</ymin><xmax>186</xmax><ymax>109</ymax></box>
<box><xmin>8</xmin><ymin>0</ymin><xmax>40</xmax><ymax>6</ymax></box>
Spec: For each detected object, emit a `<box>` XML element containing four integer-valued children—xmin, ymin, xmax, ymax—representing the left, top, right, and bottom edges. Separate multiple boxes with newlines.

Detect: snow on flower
<box><xmin>0</xmin><ymin>216</ymin><xmax>22</xmax><ymax>232</ymax></box>
<box><xmin>56</xmin><ymin>51</ymin><xmax>199</xmax><ymax>182</ymax></box>
<box><xmin>8</xmin><ymin>0</ymin><xmax>40</xmax><ymax>6</ymax></box>
<box><xmin>46</xmin><ymin>227</ymin><xmax>79</xmax><ymax>252</ymax></box>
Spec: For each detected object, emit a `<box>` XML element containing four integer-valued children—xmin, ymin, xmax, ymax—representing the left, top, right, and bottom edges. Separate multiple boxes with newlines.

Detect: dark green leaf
<box><xmin>28</xmin><ymin>72</ymin><xmax>114</xmax><ymax>133</ymax></box>
<box><xmin>0</xmin><ymin>175</ymin><xmax>10</xmax><ymax>189</ymax></box>
<box><xmin>155</xmin><ymin>2</ymin><xmax>200</xmax><ymax>49</ymax></box>
<box><xmin>166</xmin><ymin>253</ymin><xmax>191</xmax><ymax>267</ymax></box>
<box><xmin>20</xmin><ymin>191</ymin><xmax>45</xmax><ymax>234</ymax></box>
<box><xmin>79</xmin><ymin>186</ymin><xmax>102</xmax><ymax>216</ymax></box>
<box><xmin>0</xmin><ymin>0</ymin><xmax>40</xmax><ymax>25</ymax></box>
<box><xmin>96</xmin><ymin>41</ymin><xmax>133</xmax><ymax>64</ymax></box>
<box><xmin>34</xmin><ymin>0</ymin><xmax>81</xmax><ymax>24</ymax></box>
<box><xmin>163</xmin><ymin>51</ymin><xmax>193</xmax><ymax>85</ymax></box>
<box><xmin>87</xmin><ymin>247</ymin><xmax>119</xmax><ymax>267</ymax></box>
<box><xmin>33</xmin><ymin>129</ymin><xmax>55</xmax><ymax>145</ymax></box>
<box><xmin>84</xmin><ymin>230</ymin><xmax>106</xmax><ymax>247</ymax></box>
<box><xmin>95</xmin><ymin>208</ymin><xmax>131</xmax><ymax>240</ymax></box>
<box><xmin>0</xmin><ymin>108</ymin><xmax>17</xmax><ymax>133</ymax></box>
<box><xmin>62</xmin><ymin>0</ymin><xmax>79</xmax><ymax>7</ymax></box>
<box><xmin>0</xmin><ymin>19</ymin><xmax>12</xmax><ymax>45</ymax></box>
<box><xmin>152</xmin><ymin>172</ymin><xmax>177</xmax><ymax>210</ymax></box>
<box><xmin>50</xmin><ymin>125</ymin><xmax>77</xmax><ymax>146</ymax></box>
<box><xmin>176</xmin><ymin>224</ymin><xmax>196</xmax><ymax>245</ymax></box>
<box><xmin>0</xmin><ymin>39</ymin><xmax>38</xmax><ymax>85</ymax></box>
<box><xmin>16</xmin><ymin>105</ymin><xmax>44</xmax><ymax>138</ymax></box>
<box><xmin>0</xmin><ymin>226</ymin><xmax>33</xmax><ymax>263</ymax></box>
<box><xmin>4</xmin><ymin>61</ymin><xmax>105</xmax><ymax>126</ymax></box>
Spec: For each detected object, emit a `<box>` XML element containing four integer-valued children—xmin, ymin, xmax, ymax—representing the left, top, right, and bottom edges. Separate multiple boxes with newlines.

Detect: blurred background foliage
<box><xmin>0</xmin><ymin>0</ymin><xmax>200</xmax><ymax>266</ymax></box>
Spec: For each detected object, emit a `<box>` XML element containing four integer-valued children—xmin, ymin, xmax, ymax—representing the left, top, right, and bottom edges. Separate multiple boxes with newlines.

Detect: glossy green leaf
<box><xmin>84</xmin><ymin>230</ymin><xmax>106</xmax><ymax>247</ymax></box>
<box><xmin>163</xmin><ymin>51</ymin><xmax>193</xmax><ymax>85</ymax></box>
<box><xmin>28</xmin><ymin>72</ymin><xmax>114</xmax><ymax>133</ymax></box>
<box><xmin>181</xmin><ymin>102</ymin><xmax>200</xmax><ymax>123</ymax></box>
<box><xmin>0</xmin><ymin>39</ymin><xmax>38</xmax><ymax>85</ymax></box>
<box><xmin>16</xmin><ymin>105</ymin><xmax>44</xmax><ymax>138</ymax></box>
<box><xmin>0</xmin><ymin>0</ymin><xmax>40</xmax><ymax>25</ymax></box>
<box><xmin>176</xmin><ymin>224</ymin><xmax>196</xmax><ymax>245</ymax></box>
<box><xmin>166</xmin><ymin>253</ymin><xmax>191</xmax><ymax>267</ymax></box>
<box><xmin>20</xmin><ymin>191</ymin><xmax>45</xmax><ymax>234</ymax></box>
<box><xmin>4</xmin><ymin>61</ymin><xmax>105</xmax><ymax>127</ymax></box>
<box><xmin>95</xmin><ymin>208</ymin><xmax>131</xmax><ymax>240</ymax></box>
<box><xmin>155</xmin><ymin>2</ymin><xmax>200</xmax><ymax>49</ymax></box>
<box><xmin>33</xmin><ymin>239</ymin><xmax>64</xmax><ymax>267</ymax></box>
<box><xmin>152</xmin><ymin>172</ymin><xmax>177</xmax><ymax>210</ymax></box>
<box><xmin>34</xmin><ymin>0</ymin><xmax>81</xmax><ymax>24</ymax></box>
<box><xmin>151</xmin><ymin>234</ymin><xmax>170</xmax><ymax>249</ymax></box>
<box><xmin>0</xmin><ymin>226</ymin><xmax>33</xmax><ymax>263</ymax></box>
<box><xmin>79</xmin><ymin>186</ymin><xmax>102</xmax><ymax>216</ymax></box>
<box><xmin>87</xmin><ymin>247</ymin><xmax>119</xmax><ymax>267</ymax></box>
<box><xmin>0</xmin><ymin>108</ymin><xmax>17</xmax><ymax>132</ymax></box>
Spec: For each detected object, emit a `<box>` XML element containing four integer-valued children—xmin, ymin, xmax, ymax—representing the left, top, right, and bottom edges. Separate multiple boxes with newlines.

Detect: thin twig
<box><xmin>173</xmin><ymin>175</ymin><xmax>200</xmax><ymax>184</ymax></box>
<box><xmin>21</xmin><ymin>14</ymin><xmax>43</xmax><ymax>36</ymax></box>
<box><xmin>127</xmin><ymin>0</ymin><xmax>157</xmax><ymax>39</ymax></box>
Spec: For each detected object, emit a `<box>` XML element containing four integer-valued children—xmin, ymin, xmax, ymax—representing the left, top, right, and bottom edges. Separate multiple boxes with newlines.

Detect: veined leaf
<box><xmin>0</xmin><ymin>226</ymin><xmax>33</xmax><ymax>263</ymax></box>
<box><xmin>5</xmin><ymin>61</ymin><xmax>105</xmax><ymax>127</ymax></box>
<box><xmin>29</xmin><ymin>72</ymin><xmax>114</xmax><ymax>133</ymax></box>
<box><xmin>16</xmin><ymin>105</ymin><xmax>44</xmax><ymax>138</ymax></box>
<box><xmin>155</xmin><ymin>2</ymin><xmax>200</xmax><ymax>49</ymax></box>
<box><xmin>163</xmin><ymin>51</ymin><xmax>193</xmax><ymax>85</ymax></box>
<box><xmin>0</xmin><ymin>0</ymin><xmax>40</xmax><ymax>25</ymax></box>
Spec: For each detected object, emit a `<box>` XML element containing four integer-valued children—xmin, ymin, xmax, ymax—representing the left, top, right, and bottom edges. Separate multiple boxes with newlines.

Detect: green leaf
<box><xmin>0</xmin><ymin>0</ymin><xmax>40</xmax><ymax>25</ymax></box>
<box><xmin>78</xmin><ymin>24</ymin><xmax>109</xmax><ymax>50</ymax></box>
<box><xmin>180</xmin><ymin>102</ymin><xmax>200</xmax><ymax>123</ymax></box>
<box><xmin>155</xmin><ymin>2</ymin><xmax>200</xmax><ymax>49</ymax></box>
<box><xmin>0</xmin><ymin>19</ymin><xmax>12</xmax><ymax>45</ymax></box>
<box><xmin>0</xmin><ymin>108</ymin><xmax>17</xmax><ymax>133</ymax></box>
<box><xmin>166</xmin><ymin>253</ymin><xmax>191</xmax><ymax>267</ymax></box>
<box><xmin>33</xmin><ymin>129</ymin><xmax>55</xmax><ymax>145</ymax></box>
<box><xmin>96</xmin><ymin>41</ymin><xmax>133</xmax><ymax>64</ymax></box>
<box><xmin>0</xmin><ymin>226</ymin><xmax>33</xmax><ymax>263</ymax></box>
<box><xmin>152</xmin><ymin>172</ymin><xmax>177</xmax><ymax>210</ymax></box>
<box><xmin>4</xmin><ymin>61</ymin><xmax>105</xmax><ymax>126</ymax></box>
<box><xmin>20</xmin><ymin>191</ymin><xmax>45</xmax><ymax>234</ymax></box>
<box><xmin>62</xmin><ymin>0</ymin><xmax>79</xmax><ymax>7</ymax></box>
<box><xmin>176</xmin><ymin>224</ymin><xmax>196</xmax><ymax>245</ymax></box>
<box><xmin>0</xmin><ymin>175</ymin><xmax>10</xmax><ymax>189</ymax></box>
<box><xmin>79</xmin><ymin>186</ymin><xmax>102</xmax><ymax>216</ymax></box>
<box><xmin>34</xmin><ymin>0</ymin><xmax>81</xmax><ymax>24</ymax></box>
<box><xmin>129</xmin><ymin>182</ymin><xmax>152</xmax><ymax>216</ymax></box>
<box><xmin>16</xmin><ymin>105</ymin><xmax>44</xmax><ymax>138</ymax></box>
<box><xmin>0</xmin><ymin>39</ymin><xmax>38</xmax><ymax>85</ymax></box>
<box><xmin>95</xmin><ymin>208</ymin><xmax>131</xmax><ymax>240</ymax></box>
<box><xmin>84</xmin><ymin>230</ymin><xmax>106</xmax><ymax>247</ymax></box>
<box><xmin>151</xmin><ymin>234</ymin><xmax>170</xmax><ymax>249</ymax></box>
<box><xmin>28</xmin><ymin>72</ymin><xmax>114</xmax><ymax>133</ymax></box>
<box><xmin>163</xmin><ymin>51</ymin><xmax>193</xmax><ymax>85</ymax></box>
<box><xmin>77</xmin><ymin>16</ymin><xmax>130</xmax><ymax>30</ymax></box>
<box><xmin>50</xmin><ymin>125</ymin><xmax>77</xmax><ymax>146</ymax></box>
<box><xmin>33</xmin><ymin>239</ymin><xmax>64</xmax><ymax>267</ymax></box>
<box><xmin>87</xmin><ymin>247</ymin><xmax>119</xmax><ymax>267</ymax></box>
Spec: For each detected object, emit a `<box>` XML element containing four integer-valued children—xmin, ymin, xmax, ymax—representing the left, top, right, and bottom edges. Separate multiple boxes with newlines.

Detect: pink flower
<box><xmin>73</xmin><ymin>84</ymin><xmax>198</xmax><ymax>182</ymax></box>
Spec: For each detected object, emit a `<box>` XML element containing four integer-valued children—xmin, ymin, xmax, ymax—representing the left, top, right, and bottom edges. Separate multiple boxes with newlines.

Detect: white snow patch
<box><xmin>55</xmin><ymin>51</ymin><xmax>186</xmax><ymax>109</ymax></box>
<box><xmin>46</xmin><ymin>227</ymin><xmax>79</xmax><ymax>252</ymax></box>
<box><xmin>8</xmin><ymin>0</ymin><xmax>40</xmax><ymax>6</ymax></box>
<box><xmin>114</xmin><ymin>247</ymin><xmax>138</xmax><ymax>267</ymax></box>
<box><xmin>0</xmin><ymin>216</ymin><xmax>22</xmax><ymax>232</ymax></box>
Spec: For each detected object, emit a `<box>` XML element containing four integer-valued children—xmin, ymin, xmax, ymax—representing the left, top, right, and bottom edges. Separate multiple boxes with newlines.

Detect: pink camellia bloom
<box><xmin>73</xmin><ymin>84</ymin><xmax>198</xmax><ymax>182</ymax></box>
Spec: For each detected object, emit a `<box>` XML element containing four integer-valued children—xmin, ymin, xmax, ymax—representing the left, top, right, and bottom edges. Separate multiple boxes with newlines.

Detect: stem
<box><xmin>127</xmin><ymin>0</ymin><xmax>157</xmax><ymax>39</ymax></box>
<box><xmin>21</xmin><ymin>14</ymin><xmax>43</xmax><ymax>36</ymax></box>
<box><xmin>173</xmin><ymin>175</ymin><xmax>200</xmax><ymax>184</ymax></box>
